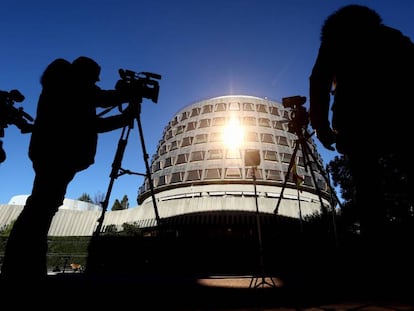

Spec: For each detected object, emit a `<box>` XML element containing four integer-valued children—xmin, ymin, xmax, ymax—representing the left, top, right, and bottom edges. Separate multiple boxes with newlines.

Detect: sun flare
<box><xmin>222</xmin><ymin>117</ymin><xmax>244</xmax><ymax>149</ymax></box>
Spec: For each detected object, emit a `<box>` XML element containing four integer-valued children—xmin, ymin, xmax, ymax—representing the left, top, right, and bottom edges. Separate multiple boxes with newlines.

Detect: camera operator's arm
<box><xmin>93</xmin><ymin>86</ymin><xmax>129</xmax><ymax>109</ymax></box>
<box><xmin>96</xmin><ymin>103</ymin><xmax>136</xmax><ymax>133</ymax></box>
<box><xmin>309</xmin><ymin>43</ymin><xmax>336</xmax><ymax>151</ymax></box>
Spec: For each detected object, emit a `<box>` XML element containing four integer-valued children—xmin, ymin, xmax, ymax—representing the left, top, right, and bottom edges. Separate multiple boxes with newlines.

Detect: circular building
<box><xmin>134</xmin><ymin>95</ymin><xmax>333</xmax><ymax>235</ymax></box>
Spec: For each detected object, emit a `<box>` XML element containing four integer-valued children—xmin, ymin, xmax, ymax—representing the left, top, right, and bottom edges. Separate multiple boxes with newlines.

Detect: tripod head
<box><xmin>282</xmin><ymin>95</ymin><xmax>311</xmax><ymax>139</ymax></box>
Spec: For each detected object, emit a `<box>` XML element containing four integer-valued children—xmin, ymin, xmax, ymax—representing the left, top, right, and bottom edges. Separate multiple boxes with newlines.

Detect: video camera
<box><xmin>116</xmin><ymin>69</ymin><xmax>162</xmax><ymax>104</ymax></box>
<box><xmin>282</xmin><ymin>95</ymin><xmax>309</xmax><ymax>135</ymax></box>
<box><xmin>0</xmin><ymin>89</ymin><xmax>34</xmax><ymax>138</ymax></box>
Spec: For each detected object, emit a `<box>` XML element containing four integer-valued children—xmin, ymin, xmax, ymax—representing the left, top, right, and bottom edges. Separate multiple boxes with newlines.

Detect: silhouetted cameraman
<box><xmin>1</xmin><ymin>56</ymin><xmax>136</xmax><ymax>282</ymax></box>
<box><xmin>309</xmin><ymin>4</ymin><xmax>414</xmax><ymax>288</ymax></box>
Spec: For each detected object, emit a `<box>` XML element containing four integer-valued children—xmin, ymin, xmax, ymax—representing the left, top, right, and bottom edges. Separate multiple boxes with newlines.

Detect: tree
<box><xmin>78</xmin><ymin>193</ymin><xmax>93</xmax><ymax>203</ymax></box>
<box><xmin>120</xmin><ymin>195</ymin><xmax>129</xmax><ymax>209</ymax></box>
<box><xmin>327</xmin><ymin>155</ymin><xmax>359</xmax><ymax>236</ymax></box>
<box><xmin>93</xmin><ymin>191</ymin><xmax>105</xmax><ymax>207</ymax></box>
<box><xmin>111</xmin><ymin>195</ymin><xmax>129</xmax><ymax>210</ymax></box>
<box><xmin>111</xmin><ymin>199</ymin><xmax>124</xmax><ymax>211</ymax></box>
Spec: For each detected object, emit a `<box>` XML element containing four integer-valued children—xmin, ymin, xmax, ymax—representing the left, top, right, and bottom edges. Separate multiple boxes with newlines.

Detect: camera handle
<box><xmin>93</xmin><ymin>98</ymin><xmax>161</xmax><ymax>237</ymax></box>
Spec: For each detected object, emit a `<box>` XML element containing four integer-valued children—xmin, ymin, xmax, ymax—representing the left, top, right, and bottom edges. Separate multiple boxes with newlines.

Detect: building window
<box><xmin>190</xmin><ymin>151</ymin><xmax>204</xmax><ymax>162</ymax></box>
<box><xmin>170</xmin><ymin>172</ymin><xmax>183</xmax><ymax>183</ymax></box>
<box><xmin>205</xmin><ymin>168</ymin><xmax>222</xmax><ymax>179</ymax></box>
<box><xmin>199</xmin><ymin>119</ymin><xmax>211</xmax><ymax>128</ymax></box>
<box><xmin>186</xmin><ymin>121</ymin><xmax>197</xmax><ymax>131</ymax></box>
<box><xmin>171</xmin><ymin>116</ymin><xmax>178</xmax><ymax>126</ymax></box>
<box><xmin>260</xmin><ymin>133</ymin><xmax>274</xmax><ymax>143</ymax></box>
<box><xmin>176</xmin><ymin>153</ymin><xmax>188</xmax><ymax>164</ymax></box>
<box><xmin>194</xmin><ymin>134</ymin><xmax>208</xmax><ymax>144</ymax></box>
<box><xmin>208</xmin><ymin>149</ymin><xmax>223</xmax><ymax>160</ymax></box>
<box><xmin>202</xmin><ymin>104</ymin><xmax>213</xmax><ymax>114</ymax></box>
<box><xmin>242</xmin><ymin>102</ymin><xmax>254</xmax><ymax>111</ymax></box>
<box><xmin>225</xmin><ymin>168</ymin><xmax>241</xmax><ymax>179</ymax></box>
<box><xmin>170</xmin><ymin>140</ymin><xmax>179</xmax><ymax>150</ymax></box>
<box><xmin>266</xmin><ymin>169</ymin><xmax>282</xmax><ymax>181</ymax></box>
<box><xmin>258</xmin><ymin>118</ymin><xmax>271</xmax><ymax>127</ymax></box>
<box><xmin>246</xmin><ymin>168</ymin><xmax>262</xmax><ymax>179</ymax></box>
<box><xmin>190</xmin><ymin>107</ymin><xmax>201</xmax><ymax>117</ymax></box>
<box><xmin>153</xmin><ymin>161</ymin><xmax>161</xmax><ymax>172</ymax></box>
<box><xmin>181</xmin><ymin>136</ymin><xmax>193</xmax><ymax>147</ymax></box>
<box><xmin>277</xmin><ymin>135</ymin><xmax>289</xmax><ymax>146</ymax></box>
<box><xmin>243</xmin><ymin>116</ymin><xmax>256</xmax><ymax>126</ymax></box>
<box><xmin>269</xmin><ymin>106</ymin><xmax>279</xmax><ymax>116</ymax></box>
<box><xmin>165</xmin><ymin>130</ymin><xmax>173</xmax><ymax>140</ymax></box>
<box><xmin>210</xmin><ymin>132</ymin><xmax>222</xmax><ymax>142</ymax></box>
<box><xmin>273</xmin><ymin>121</ymin><xmax>285</xmax><ymax>130</ymax></box>
<box><xmin>281</xmin><ymin>153</ymin><xmax>292</xmax><ymax>164</ymax></box>
<box><xmin>157</xmin><ymin>175</ymin><xmax>166</xmax><ymax>186</ymax></box>
<box><xmin>181</xmin><ymin>111</ymin><xmax>188</xmax><ymax>121</ymax></box>
<box><xmin>159</xmin><ymin>145</ymin><xmax>167</xmax><ymax>155</ymax></box>
<box><xmin>226</xmin><ymin>149</ymin><xmax>241</xmax><ymax>159</ymax></box>
<box><xmin>215</xmin><ymin>103</ymin><xmax>226</xmax><ymax>112</ymax></box>
<box><xmin>256</xmin><ymin>104</ymin><xmax>267</xmax><ymax>113</ymax></box>
<box><xmin>263</xmin><ymin>150</ymin><xmax>278</xmax><ymax>161</ymax></box>
<box><xmin>175</xmin><ymin>125</ymin><xmax>185</xmax><ymax>135</ymax></box>
<box><xmin>228</xmin><ymin>102</ymin><xmax>240</xmax><ymax>111</ymax></box>
<box><xmin>245</xmin><ymin>132</ymin><xmax>258</xmax><ymax>142</ymax></box>
<box><xmin>164</xmin><ymin>157</ymin><xmax>173</xmax><ymax>167</ymax></box>
<box><xmin>212</xmin><ymin>117</ymin><xmax>226</xmax><ymax>126</ymax></box>
<box><xmin>186</xmin><ymin>170</ymin><xmax>202</xmax><ymax>181</ymax></box>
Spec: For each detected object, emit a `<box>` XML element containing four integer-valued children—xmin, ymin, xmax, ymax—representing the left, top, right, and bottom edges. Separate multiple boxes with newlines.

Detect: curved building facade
<box><xmin>0</xmin><ymin>95</ymin><xmax>333</xmax><ymax>236</ymax></box>
<box><xmin>134</xmin><ymin>95</ymin><xmax>331</xmax><ymax>230</ymax></box>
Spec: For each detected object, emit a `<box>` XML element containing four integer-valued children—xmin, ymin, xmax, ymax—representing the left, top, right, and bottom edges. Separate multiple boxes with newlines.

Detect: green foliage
<box><xmin>112</xmin><ymin>199</ymin><xmax>124</xmax><ymax>211</ymax></box>
<box><xmin>121</xmin><ymin>222</ymin><xmax>142</xmax><ymax>236</ymax></box>
<box><xmin>112</xmin><ymin>195</ymin><xmax>129</xmax><ymax>210</ymax></box>
<box><xmin>47</xmin><ymin>236</ymin><xmax>91</xmax><ymax>270</ymax></box>
<box><xmin>101</xmin><ymin>222</ymin><xmax>143</xmax><ymax>237</ymax></box>
<box><xmin>0</xmin><ymin>220</ymin><xmax>15</xmax><ymax>236</ymax></box>
<box><xmin>120</xmin><ymin>195</ymin><xmax>129</xmax><ymax>209</ymax></box>
<box><xmin>78</xmin><ymin>192</ymin><xmax>93</xmax><ymax>203</ymax></box>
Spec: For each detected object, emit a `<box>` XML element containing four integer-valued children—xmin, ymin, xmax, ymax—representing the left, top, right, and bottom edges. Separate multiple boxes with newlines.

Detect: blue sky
<box><xmin>1</xmin><ymin>0</ymin><xmax>413</xmax><ymax>208</ymax></box>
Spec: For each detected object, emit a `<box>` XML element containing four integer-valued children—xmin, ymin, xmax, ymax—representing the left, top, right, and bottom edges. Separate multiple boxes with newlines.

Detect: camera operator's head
<box><xmin>72</xmin><ymin>56</ymin><xmax>101</xmax><ymax>84</ymax></box>
<box><xmin>321</xmin><ymin>5</ymin><xmax>382</xmax><ymax>42</ymax></box>
<box><xmin>40</xmin><ymin>58</ymin><xmax>71</xmax><ymax>88</ymax></box>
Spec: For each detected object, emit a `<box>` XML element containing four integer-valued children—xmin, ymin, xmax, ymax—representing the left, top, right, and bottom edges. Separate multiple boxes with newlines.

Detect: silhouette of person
<box><xmin>1</xmin><ymin>56</ymin><xmax>135</xmax><ymax>282</ymax></box>
<box><xmin>309</xmin><ymin>4</ymin><xmax>414</xmax><ymax>266</ymax></box>
<box><xmin>0</xmin><ymin>139</ymin><xmax>5</xmax><ymax>163</ymax></box>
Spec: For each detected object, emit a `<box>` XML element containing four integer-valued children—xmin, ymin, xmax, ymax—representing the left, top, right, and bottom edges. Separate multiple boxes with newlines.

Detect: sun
<box><xmin>222</xmin><ymin>117</ymin><xmax>244</xmax><ymax>149</ymax></box>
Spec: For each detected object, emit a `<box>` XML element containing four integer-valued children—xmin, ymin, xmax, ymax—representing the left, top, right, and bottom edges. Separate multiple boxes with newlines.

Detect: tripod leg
<box><xmin>303</xmin><ymin>141</ymin><xmax>343</xmax><ymax>209</ymax></box>
<box><xmin>301</xmin><ymin>139</ymin><xmax>340</xmax><ymax>247</ymax></box>
<box><xmin>136</xmin><ymin>114</ymin><xmax>161</xmax><ymax>226</ymax></box>
<box><xmin>93</xmin><ymin>125</ymin><xmax>131</xmax><ymax>237</ymax></box>
<box><xmin>274</xmin><ymin>141</ymin><xmax>300</xmax><ymax>214</ymax></box>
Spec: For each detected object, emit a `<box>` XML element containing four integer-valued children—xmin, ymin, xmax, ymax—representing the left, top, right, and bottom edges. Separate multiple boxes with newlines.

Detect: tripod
<box><xmin>246</xmin><ymin>162</ymin><xmax>277</xmax><ymax>288</ymax></box>
<box><xmin>273</xmin><ymin>125</ymin><xmax>341</xmax><ymax>245</ymax></box>
<box><xmin>93</xmin><ymin>100</ymin><xmax>160</xmax><ymax>237</ymax></box>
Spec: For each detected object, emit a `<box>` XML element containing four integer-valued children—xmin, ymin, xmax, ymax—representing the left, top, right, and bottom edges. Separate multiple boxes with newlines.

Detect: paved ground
<box><xmin>2</xmin><ymin>272</ymin><xmax>412</xmax><ymax>310</ymax></box>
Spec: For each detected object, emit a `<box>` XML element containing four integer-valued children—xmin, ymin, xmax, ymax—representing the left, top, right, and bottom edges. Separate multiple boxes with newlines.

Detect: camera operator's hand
<box><xmin>315</xmin><ymin>127</ymin><xmax>336</xmax><ymax>151</ymax></box>
<box><xmin>0</xmin><ymin>140</ymin><xmax>6</xmax><ymax>163</ymax></box>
